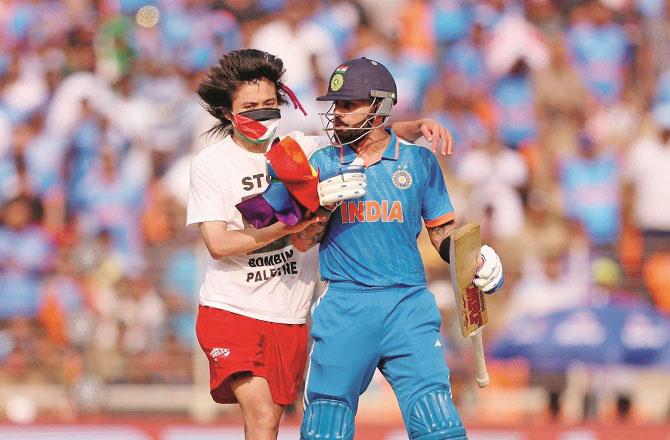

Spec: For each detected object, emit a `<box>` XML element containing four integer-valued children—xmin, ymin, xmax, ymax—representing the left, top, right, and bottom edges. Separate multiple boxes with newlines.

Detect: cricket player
<box><xmin>293</xmin><ymin>57</ymin><xmax>504</xmax><ymax>440</ymax></box>
<box><xmin>187</xmin><ymin>49</ymin><xmax>454</xmax><ymax>440</ymax></box>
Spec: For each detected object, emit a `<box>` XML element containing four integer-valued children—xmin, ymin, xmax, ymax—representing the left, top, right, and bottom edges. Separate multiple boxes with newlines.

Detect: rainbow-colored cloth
<box><xmin>236</xmin><ymin>137</ymin><xmax>320</xmax><ymax>229</ymax></box>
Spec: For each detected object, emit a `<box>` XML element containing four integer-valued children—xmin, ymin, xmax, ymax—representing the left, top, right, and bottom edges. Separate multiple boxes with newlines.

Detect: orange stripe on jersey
<box><xmin>424</xmin><ymin>211</ymin><xmax>455</xmax><ymax>228</ymax></box>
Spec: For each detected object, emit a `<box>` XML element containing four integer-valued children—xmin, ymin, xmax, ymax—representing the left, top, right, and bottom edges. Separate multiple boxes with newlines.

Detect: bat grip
<box><xmin>470</xmin><ymin>328</ymin><xmax>489</xmax><ymax>388</ymax></box>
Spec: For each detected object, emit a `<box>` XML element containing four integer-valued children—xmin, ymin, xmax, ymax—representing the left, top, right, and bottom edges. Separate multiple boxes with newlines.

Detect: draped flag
<box><xmin>265</xmin><ymin>136</ymin><xmax>320</xmax><ymax>212</ymax></box>
<box><xmin>236</xmin><ymin>136</ymin><xmax>320</xmax><ymax>229</ymax></box>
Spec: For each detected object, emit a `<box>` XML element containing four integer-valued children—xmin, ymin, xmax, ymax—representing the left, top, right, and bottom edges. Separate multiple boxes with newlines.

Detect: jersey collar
<box><xmin>339</xmin><ymin>129</ymin><xmax>399</xmax><ymax>165</ymax></box>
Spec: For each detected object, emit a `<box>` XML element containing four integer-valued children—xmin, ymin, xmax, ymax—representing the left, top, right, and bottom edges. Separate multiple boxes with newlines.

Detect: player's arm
<box><xmin>292</xmin><ymin>209</ymin><xmax>331</xmax><ymax>252</ymax></box>
<box><xmin>391</xmin><ymin>118</ymin><xmax>453</xmax><ymax>155</ymax></box>
<box><xmin>427</xmin><ymin>220</ymin><xmax>458</xmax><ymax>256</ymax></box>
<box><xmin>292</xmin><ymin>152</ymin><xmax>366</xmax><ymax>252</ymax></box>
<box><xmin>420</xmin><ymin>150</ymin><xmax>503</xmax><ymax>293</ymax></box>
<box><xmin>199</xmin><ymin>217</ymin><xmax>323</xmax><ymax>260</ymax></box>
<box><xmin>292</xmin><ymin>156</ymin><xmax>363</xmax><ymax>251</ymax></box>
<box><xmin>428</xmin><ymin>220</ymin><xmax>504</xmax><ymax>293</ymax></box>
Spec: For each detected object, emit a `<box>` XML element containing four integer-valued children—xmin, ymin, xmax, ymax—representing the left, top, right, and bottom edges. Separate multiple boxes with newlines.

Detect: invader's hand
<box><xmin>285</xmin><ymin>212</ymin><xmax>329</xmax><ymax>234</ymax></box>
<box><xmin>420</xmin><ymin>119</ymin><xmax>454</xmax><ymax>156</ymax></box>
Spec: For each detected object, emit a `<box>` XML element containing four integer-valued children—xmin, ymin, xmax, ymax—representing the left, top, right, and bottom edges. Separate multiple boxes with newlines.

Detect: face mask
<box><xmin>232</xmin><ymin>108</ymin><xmax>281</xmax><ymax>144</ymax></box>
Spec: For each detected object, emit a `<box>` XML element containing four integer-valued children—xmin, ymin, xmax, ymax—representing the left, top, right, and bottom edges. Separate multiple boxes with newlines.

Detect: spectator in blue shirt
<box><xmin>559</xmin><ymin>133</ymin><xmax>622</xmax><ymax>252</ymax></box>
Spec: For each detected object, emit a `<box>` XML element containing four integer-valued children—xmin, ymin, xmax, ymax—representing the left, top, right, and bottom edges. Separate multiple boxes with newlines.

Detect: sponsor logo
<box><xmin>392</xmin><ymin>170</ymin><xmax>412</xmax><ymax>189</ymax></box>
<box><xmin>434</xmin><ymin>339</ymin><xmax>442</xmax><ymax>347</ymax></box>
<box><xmin>464</xmin><ymin>284</ymin><xmax>484</xmax><ymax>327</ymax></box>
<box><xmin>210</xmin><ymin>348</ymin><xmax>230</xmax><ymax>361</ymax></box>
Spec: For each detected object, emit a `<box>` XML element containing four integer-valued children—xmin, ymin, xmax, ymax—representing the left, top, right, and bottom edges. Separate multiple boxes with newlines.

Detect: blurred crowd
<box><xmin>1</xmin><ymin>0</ymin><xmax>670</xmax><ymax>421</ymax></box>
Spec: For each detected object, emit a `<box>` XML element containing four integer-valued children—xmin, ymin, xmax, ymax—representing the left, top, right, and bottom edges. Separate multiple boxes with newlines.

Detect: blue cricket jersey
<box><xmin>309</xmin><ymin>130</ymin><xmax>455</xmax><ymax>291</ymax></box>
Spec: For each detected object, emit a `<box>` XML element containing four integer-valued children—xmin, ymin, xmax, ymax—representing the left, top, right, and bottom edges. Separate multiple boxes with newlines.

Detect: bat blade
<box><xmin>449</xmin><ymin>222</ymin><xmax>489</xmax><ymax>388</ymax></box>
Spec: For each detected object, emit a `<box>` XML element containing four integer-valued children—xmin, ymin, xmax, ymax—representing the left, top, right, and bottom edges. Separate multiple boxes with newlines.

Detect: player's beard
<box><xmin>333</xmin><ymin>118</ymin><xmax>373</xmax><ymax>145</ymax></box>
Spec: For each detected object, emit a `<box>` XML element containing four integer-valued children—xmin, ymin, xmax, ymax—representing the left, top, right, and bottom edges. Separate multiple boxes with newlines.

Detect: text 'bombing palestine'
<box><xmin>246</xmin><ymin>249</ymin><xmax>298</xmax><ymax>282</ymax></box>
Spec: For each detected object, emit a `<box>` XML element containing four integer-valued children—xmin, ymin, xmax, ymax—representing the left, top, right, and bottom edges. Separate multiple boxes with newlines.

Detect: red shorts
<box><xmin>195</xmin><ymin>305</ymin><xmax>308</xmax><ymax>406</ymax></box>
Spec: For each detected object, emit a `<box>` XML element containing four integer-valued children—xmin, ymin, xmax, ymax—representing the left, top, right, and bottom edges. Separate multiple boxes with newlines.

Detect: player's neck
<box><xmin>231</xmin><ymin>132</ymin><xmax>271</xmax><ymax>154</ymax></box>
<box><xmin>352</xmin><ymin>128</ymin><xmax>389</xmax><ymax>162</ymax></box>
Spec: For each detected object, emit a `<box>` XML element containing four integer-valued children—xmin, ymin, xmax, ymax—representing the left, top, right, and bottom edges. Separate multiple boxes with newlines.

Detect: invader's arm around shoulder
<box><xmin>391</xmin><ymin>118</ymin><xmax>453</xmax><ymax>156</ymax></box>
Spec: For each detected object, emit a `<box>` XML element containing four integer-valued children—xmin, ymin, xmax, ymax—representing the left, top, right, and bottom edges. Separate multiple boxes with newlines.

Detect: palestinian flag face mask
<box><xmin>231</xmin><ymin>108</ymin><xmax>281</xmax><ymax>144</ymax></box>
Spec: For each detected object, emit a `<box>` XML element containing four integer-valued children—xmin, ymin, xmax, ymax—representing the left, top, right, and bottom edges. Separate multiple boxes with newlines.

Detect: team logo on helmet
<box><xmin>330</xmin><ymin>73</ymin><xmax>344</xmax><ymax>92</ymax></box>
<box><xmin>392</xmin><ymin>169</ymin><xmax>412</xmax><ymax>189</ymax></box>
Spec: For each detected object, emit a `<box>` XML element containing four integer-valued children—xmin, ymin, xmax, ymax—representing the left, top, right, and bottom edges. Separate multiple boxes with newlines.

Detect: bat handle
<box><xmin>470</xmin><ymin>328</ymin><xmax>489</xmax><ymax>388</ymax></box>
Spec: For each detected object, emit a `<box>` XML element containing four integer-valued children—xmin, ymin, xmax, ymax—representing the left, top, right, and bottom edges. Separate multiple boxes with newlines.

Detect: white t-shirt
<box><xmin>186</xmin><ymin>132</ymin><xmax>325</xmax><ymax>324</ymax></box>
<box><xmin>624</xmin><ymin>136</ymin><xmax>670</xmax><ymax>231</ymax></box>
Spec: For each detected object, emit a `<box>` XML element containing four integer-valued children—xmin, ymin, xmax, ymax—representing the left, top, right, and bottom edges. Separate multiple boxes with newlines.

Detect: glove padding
<box><xmin>474</xmin><ymin>245</ymin><xmax>504</xmax><ymax>293</ymax></box>
<box><xmin>318</xmin><ymin>167</ymin><xmax>366</xmax><ymax>209</ymax></box>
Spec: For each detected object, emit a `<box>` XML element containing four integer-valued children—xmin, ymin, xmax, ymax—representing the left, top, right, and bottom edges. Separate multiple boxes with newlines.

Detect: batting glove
<box><xmin>317</xmin><ymin>165</ymin><xmax>366</xmax><ymax>210</ymax></box>
<box><xmin>474</xmin><ymin>245</ymin><xmax>504</xmax><ymax>294</ymax></box>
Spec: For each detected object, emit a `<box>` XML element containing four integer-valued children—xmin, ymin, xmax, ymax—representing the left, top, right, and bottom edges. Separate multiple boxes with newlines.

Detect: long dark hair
<box><xmin>198</xmin><ymin>49</ymin><xmax>288</xmax><ymax>138</ymax></box>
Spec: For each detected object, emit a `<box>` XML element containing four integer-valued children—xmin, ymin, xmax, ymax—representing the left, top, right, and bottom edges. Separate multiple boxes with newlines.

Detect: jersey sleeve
<box><xmin>421</xmin><ymin>151</ymin><xmax>455</xmax><ymax>227</ymax></box>
<box><xmin>186</xmin><ymin>155</ymin><xmax>233</xmax><ymax>226</ymax></box>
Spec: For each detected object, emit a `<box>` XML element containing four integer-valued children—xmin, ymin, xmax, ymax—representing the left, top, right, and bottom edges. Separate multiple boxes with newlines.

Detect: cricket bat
<box><xmin>449</xmin><ymin>222</ymin><xmax>489</xmax><ymax>388</ymax></box>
